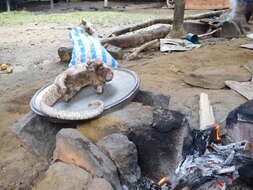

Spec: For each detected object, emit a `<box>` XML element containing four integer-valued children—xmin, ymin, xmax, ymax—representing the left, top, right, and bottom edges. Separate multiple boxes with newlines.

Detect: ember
<box><xmin>172</xmin><ymin>129</ymin><xmax>253</xmax><ymax>190</ymax></box>
<box><xmin>157</xmin><ymin>176</ymin><xmax>169</xmax><ymax>186</ymax></box>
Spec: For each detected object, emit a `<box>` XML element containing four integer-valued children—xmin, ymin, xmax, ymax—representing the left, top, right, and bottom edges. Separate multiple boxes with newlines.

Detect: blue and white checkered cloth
<box><xmin>69</xmin><ymin>26</ymin><xmax>118</xmax><ymax>68</ymax></box>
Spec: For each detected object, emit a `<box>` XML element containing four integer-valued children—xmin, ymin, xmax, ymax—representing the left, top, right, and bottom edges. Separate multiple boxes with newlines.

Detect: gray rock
<box><xmin>105</xmin><ymin>44</ymin><xmax>124</xmax><ymax>60</ymax></box>
<box><xmin>225</xmin><ymin>100</ymin><xmax>253</xmax><ymax>154</ymax></box>
<box><xmin>87</xmin><ymin>178</ymin><xmax>114</xmax><ymax>190</ymax></box>
<box><xmin>133</xmin><ymin>88</ymin><xmax>170</xmax><ymax>108</ymax></box>
<box><xmin>127</xmin><ymin>108</ymin><xmax>190</xmax><ymax>181</ymax></box>
<box><xmin>77</xmin><ymin>102</ymin><xmax>154</xmax><ymax>143</ymax></box>
<box><xmin>97</xmin><ymin>134</ymin><xmax>141</xmax><ymax>185</ymax></box>
<box><xmin>53</xmin><ymin>128</ymin><xmax>122</xmax><ymax>190</ymax></box>
<box><xmin>32</xmin><ymin>162</ymin><xmax>91</xmax><ymax>190</ymax></box>
<box><xmin>184</xmin><ymin>65</ymin><xmax>251</xmax><ymax>89</ymax></box>
<box><xmin>77</xmin><ymin>103</ymin><xmax>189</xmax><ymax>181</ymax></box>
<box><xmin>224</xmin><ymin>100</ymin><xmax>253</xmax><ymax>187</ymax></box>
<box><xmin>152</xmin><ymin>108</ymin><xmax>185</xmax><ymax>132</ymax></box>
<box><xmin>10</xmin><ymin>112</ymin><xmax>72</xmax><ymax>160</ymax></box>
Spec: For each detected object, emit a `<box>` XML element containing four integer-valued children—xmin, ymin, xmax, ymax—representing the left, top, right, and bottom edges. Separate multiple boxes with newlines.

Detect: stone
<box><xmin>77</xmin><ymin>103</ymin><xmax>189</xmax><ymax>181</ymax></box>
<box><xmin>127</xmin><ymin>108</ymin><xmax>191</xmax><ymax>181</ymax></box>
<box><xmin>105</xmin><ymin>44</ymin><xmax>124</xmax><ymax>60</ymax></box>
<box><xmin>53</xmin><ymin>128</ymin><xmax>122</xmax><ymax>190</ymax></box>
<box><xmin>224</xmin><ymin>100</ymin><xmax>253</xmax><ymax>154</ymax></box>
<box><xmin>32</xmin><ymin>162</ymin><xmax>91</xmax><ymax>190</ymax></box>
<box><xmin>152</xmin><ymin>108</ymin><xmax>185</xmax><ymax>133</ymax></box>
<box><xmin>87</xmin><ymin>178</ymin><xmax>113</xmax><ymax>190</ymax></box>
<box><xmin>97</xmin><ymin>134</ymin><xmax>141</xmax><ymax>185</ymax></box>
<box><xmin>77</xmin><ymin>102</ymin><xmax>154</xmax><ymax>143</ymax></box>
<box><xmin>184</xmin><ymin>65</ymin><xmax>251</xmax><ymax>89</ymax></box>
<box><xmin>133</xmin><ymin>88</ymin><xmax>170</xmax><ymax>108</ymax></box>
<box><xmin>10</xmin><ymin>112</ymin><xmax>72</xmax><ymax>160</ymax></box>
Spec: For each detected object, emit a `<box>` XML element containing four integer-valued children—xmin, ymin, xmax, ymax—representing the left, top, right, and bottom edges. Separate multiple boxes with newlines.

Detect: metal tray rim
<box><xmin>30</xmin><ymin>68</ymin><xmax>140</xmax><ymax>120</ymax></box>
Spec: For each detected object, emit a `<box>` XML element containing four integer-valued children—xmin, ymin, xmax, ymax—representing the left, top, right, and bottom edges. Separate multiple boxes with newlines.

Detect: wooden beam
<box><xmin>199</xmin><ymin>93</ymin><xmax>215</xmax><ymax>130</ymax></box>
<box><xmin>225</xmin><ymin>80</ymin><xmax>253</xmax><ymax>100</ymax></box>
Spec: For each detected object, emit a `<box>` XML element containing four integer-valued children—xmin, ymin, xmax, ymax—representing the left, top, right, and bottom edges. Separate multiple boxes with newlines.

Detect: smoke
<box><xmin>230</xmin><ymin>0</ymin><xmax>237</xmax><ymax>19</ymax></box>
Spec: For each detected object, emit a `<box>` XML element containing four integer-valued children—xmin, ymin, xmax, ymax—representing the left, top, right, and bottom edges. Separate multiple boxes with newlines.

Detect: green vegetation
<box><xmin>0</xmin><ymin>10</ymin><xmax>163</xmax><ymax>26</ymax></box>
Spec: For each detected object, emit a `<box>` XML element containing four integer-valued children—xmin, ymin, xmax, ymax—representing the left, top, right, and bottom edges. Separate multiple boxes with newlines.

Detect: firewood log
<box><xmin>102</xmin><ymin>25</ymin><xmax>171</xmax><ymax>48</ymax></box>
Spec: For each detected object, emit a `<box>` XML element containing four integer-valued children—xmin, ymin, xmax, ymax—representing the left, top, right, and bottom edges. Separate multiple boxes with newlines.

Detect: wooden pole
<box><xmin>171</xmin><ymin>0</ymin><xmax>186</xmax><ymax>37</ymax></box>
<box><xmin>50</xmin><ymin>0</ymin><xmax>54</xmax><ymax>9</ymax></box>
<box><xmin>6</xmin><ymin>0</ymin><xmax>11</xmax><ymax>12</ymax></box>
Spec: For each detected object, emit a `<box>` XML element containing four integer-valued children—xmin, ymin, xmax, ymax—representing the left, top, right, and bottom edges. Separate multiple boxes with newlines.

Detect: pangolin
<box><xmin>39</xmin><ymin>60</ymin><xmax>113</xmax><ymax>120</ymax></box>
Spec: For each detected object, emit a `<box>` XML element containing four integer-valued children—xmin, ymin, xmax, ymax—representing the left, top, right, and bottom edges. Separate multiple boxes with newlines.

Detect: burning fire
<box><xmin>157</xmin><ymin>176</ymin><xmax>169</xmax><ymax>186</ymax></box>
<box><xmin>244</xmin><ymin>143</ymin><xmax>251</xmax><ymax>151</ymax></box>
<box><xmin>214</xmin><ymin>124</ymin><xmax>221</xmax><ymax>143</ymax></box>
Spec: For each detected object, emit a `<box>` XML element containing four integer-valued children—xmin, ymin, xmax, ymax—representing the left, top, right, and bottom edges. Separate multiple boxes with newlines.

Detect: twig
<box><xmin>198</xmin><ymin>28</ymin><xmax>222</xmax><ymax>39</ymax></box>
<box><xmin>126</xmin><ymin>39</ymin><xmax>159</xmax><ymax>60</ymax></box>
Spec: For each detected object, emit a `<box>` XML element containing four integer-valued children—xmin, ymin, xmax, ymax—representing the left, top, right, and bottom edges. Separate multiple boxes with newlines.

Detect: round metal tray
<box><xmin>30</xmin><ymin>68</ymin><xmax>140</xmax><ymax>121</ymax></box>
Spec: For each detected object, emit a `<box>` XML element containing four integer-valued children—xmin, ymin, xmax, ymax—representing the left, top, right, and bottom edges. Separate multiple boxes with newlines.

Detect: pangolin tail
<box><xmin>40</xmin><ymin>84</ymin><xmax>104</xmax><ymax>120</ymax></box>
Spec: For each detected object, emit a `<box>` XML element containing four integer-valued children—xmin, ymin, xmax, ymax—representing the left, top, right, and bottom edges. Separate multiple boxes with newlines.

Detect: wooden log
<box><xmin>198</xmin><ymin>28</ymin><xmax>221</xmax><ymax>39</ymax></box>
<box><xmin>102</xmin><ymin>25</ymin><xmax>171</xmax><ymax>48</ymax></box>
<box><xmin>225</xmin><ymin>80</ymin><xmax>253</xmax><ymax>100</ymax></box>
<box><xmin>199</xmin><ymin>93</ymin><xmax>215</xmax><ymax>130</ymax></box>
<box><xmin>127</xmin><ymin>39</ymin><xmax>159</xmax><ymax>60</ymax></box>
<box><xmin>109</xmin><ymin>10</ymin><xmax>226</xmax><ymax>37</ymax></box>
<box><xmin>50</xmin><ymin>0</ymin><xmax>54</xmax><ymax>9</ymax></box>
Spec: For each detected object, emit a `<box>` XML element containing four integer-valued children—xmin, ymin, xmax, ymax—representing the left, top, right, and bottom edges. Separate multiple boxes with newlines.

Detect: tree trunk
<box><xmin>50</xmin><ymin>0</ymin><xmax>54</xmax><ymax>9</ymax></box>
<box><xmin>171</xmin><ymin>0</ymin><xmax>186</xmax><ymax>38</ymax></box>
<box><xmin>6</xmin><ymin>0</ymin><xmax>11</xmax><ymax>12</ymax></box>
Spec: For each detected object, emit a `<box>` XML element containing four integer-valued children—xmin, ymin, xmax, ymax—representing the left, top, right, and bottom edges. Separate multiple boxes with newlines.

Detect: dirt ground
<box><xmin>0</xmin><ymin>1</ymin><xmax>253</xmax><ymax>189</ymax></box>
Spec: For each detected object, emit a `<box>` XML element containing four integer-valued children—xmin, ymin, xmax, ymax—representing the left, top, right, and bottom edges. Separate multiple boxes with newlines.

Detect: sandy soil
<box><xmin>0</xmin><ymin>1</ymin><xmax>252</xmax><ymax>189</ymax></box>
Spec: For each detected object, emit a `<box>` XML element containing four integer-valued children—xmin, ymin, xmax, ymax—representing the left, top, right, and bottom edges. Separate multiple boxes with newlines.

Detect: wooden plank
<box><xmin>199</xmin><ymin>93</ymin><xmax>215</xmax><ymax>130</ymax></box>
<box><xmin>240</xmin><ymin>44</ymin><xmax>253</xmax><ymax>50</ymax></box>
<box><xmin>225</xmin><ymin>80</ymin><xmax>253</xmax><ymax>100</ymax></box>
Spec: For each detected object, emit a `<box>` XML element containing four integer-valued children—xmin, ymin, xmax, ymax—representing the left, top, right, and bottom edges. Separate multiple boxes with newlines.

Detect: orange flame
<box><xmin>214</xmin><ymin>124</ymin><xmax>221</xmax><ymax>143</ymax></box>
<box><xmin>244</xmin><ymin>143</ymin><xmax>251</xmax><ymax>151</ymax></box>
<box><xmin>157</xmin><ymin>176</ymin><xmax>169</xmax><ymax>186</ymax></box>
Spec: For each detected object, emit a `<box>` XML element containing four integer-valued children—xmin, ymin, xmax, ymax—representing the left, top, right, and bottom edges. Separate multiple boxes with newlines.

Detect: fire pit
<box><xmin>10</xmin><ymin>91</ymin><xmax>253</xmax><ymax>190</ymax></box>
